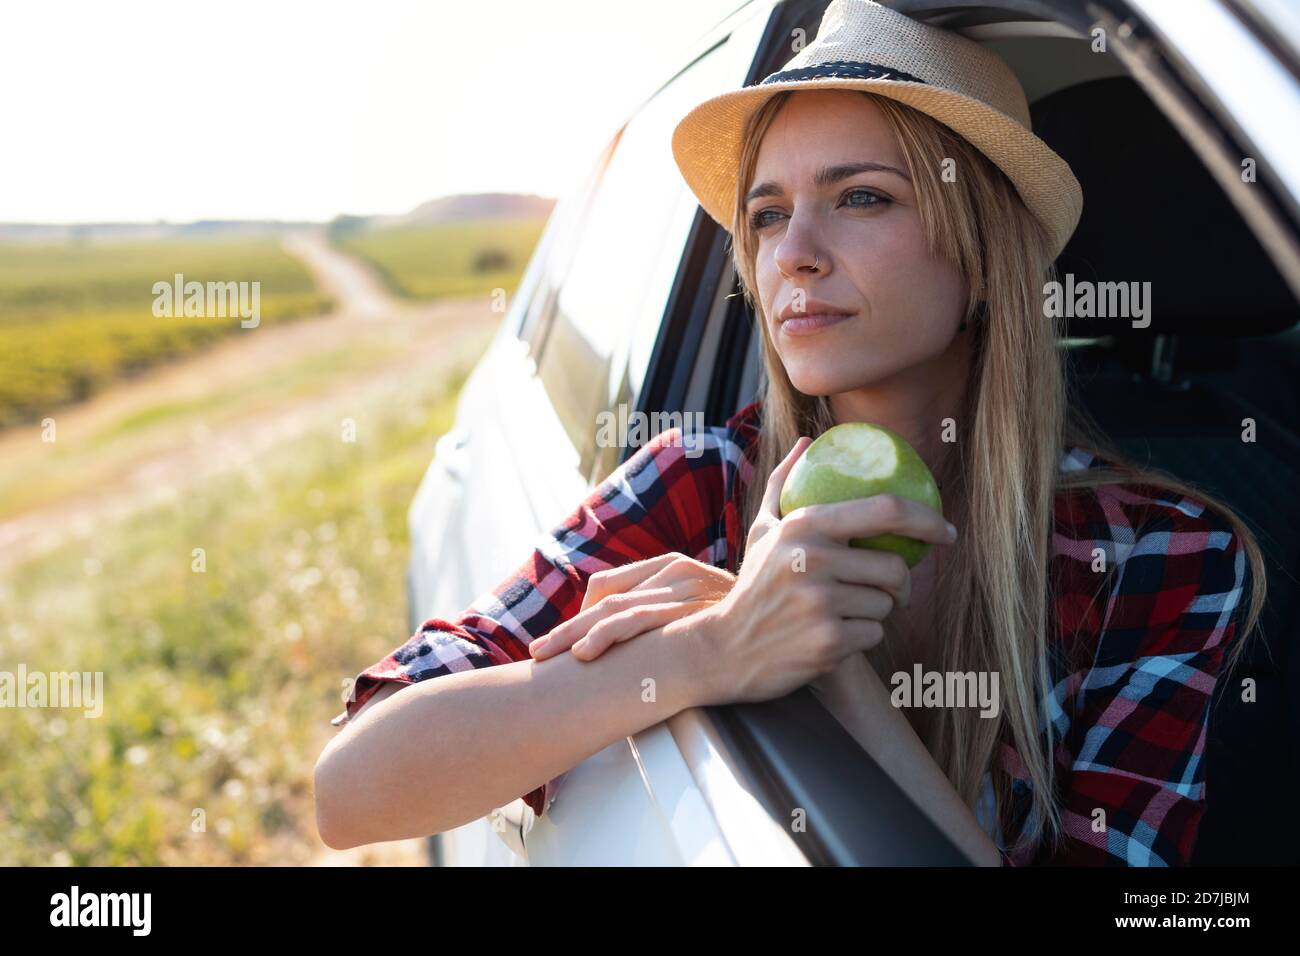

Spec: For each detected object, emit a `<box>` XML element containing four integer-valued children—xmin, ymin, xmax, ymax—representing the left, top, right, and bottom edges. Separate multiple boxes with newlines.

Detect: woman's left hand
<box><xmin>528</xmin><ymin>552</ymin><xmax>736</xmax><ymax>662</ymax></box>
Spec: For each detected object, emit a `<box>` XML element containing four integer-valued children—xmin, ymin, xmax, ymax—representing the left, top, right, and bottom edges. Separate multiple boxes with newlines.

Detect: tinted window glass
<box><xmin>537</xmin><ymin>42</ymin><xmax>737</xmax><ymax>474</ymax></box>
<box><xmin>520</xmin><ymin>133</ymin><xmax>622</xmax><ymax>351</ymax></box>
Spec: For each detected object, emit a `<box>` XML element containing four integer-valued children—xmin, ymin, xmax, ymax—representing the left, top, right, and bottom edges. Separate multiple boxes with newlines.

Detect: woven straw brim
<box><xmin>672</xmin><ymin>78</ymin><xmax>1083</xmax><ymax>260</ymax></box>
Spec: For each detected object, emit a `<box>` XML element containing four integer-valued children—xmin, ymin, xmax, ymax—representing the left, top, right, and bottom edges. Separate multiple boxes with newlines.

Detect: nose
<box><xmin>774</xmin><ymin>212</ymin><xmax>827</xmax><ymax>279</ymax></box>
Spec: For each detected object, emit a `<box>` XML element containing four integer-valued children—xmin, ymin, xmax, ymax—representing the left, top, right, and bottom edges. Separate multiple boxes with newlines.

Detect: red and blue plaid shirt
<box><xmin>332</xmin><ymin>400</ymin><xmax>1246</xmax><ymax>866</ymax></box>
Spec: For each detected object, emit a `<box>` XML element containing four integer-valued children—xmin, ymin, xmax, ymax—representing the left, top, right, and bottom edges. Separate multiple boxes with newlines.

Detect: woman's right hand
<box><xmin>688</xmin><ymin>436</ymin><xmax>956</xmax><ymax>707</ymax></box>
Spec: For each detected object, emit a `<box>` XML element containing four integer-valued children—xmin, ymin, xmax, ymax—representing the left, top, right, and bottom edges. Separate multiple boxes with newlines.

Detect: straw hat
<box><xmin>671</xmin><ymin>0</ymin><xmax>1083</xmax><ymax>259</ymax></box>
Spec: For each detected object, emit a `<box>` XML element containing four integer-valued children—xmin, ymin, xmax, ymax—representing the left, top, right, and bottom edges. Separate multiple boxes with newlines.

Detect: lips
<box><xmin>779</xmin><ymin>312</ymin><xmax>854</xmax><ymax>335</ymax></box>
<box><xmin>778</xmin><ymin>299</ymin><xmax>856</xmax><ymax>336</ymax></box>
<box><xmin>778</xmin><ymin>299</ymin><xmax>854</xmax><ymax>323</ymax></box>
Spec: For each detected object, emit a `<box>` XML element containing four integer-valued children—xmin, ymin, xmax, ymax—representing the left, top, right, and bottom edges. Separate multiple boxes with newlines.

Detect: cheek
<box><xmin>755</xmin><ymin>250</ymin><xmax>781</xmax><ymax>315</ymax></box>
<box><xmin>851</xmin><ymin>229</ymin><xmax>965</xmax><ymax>340</ymax></box>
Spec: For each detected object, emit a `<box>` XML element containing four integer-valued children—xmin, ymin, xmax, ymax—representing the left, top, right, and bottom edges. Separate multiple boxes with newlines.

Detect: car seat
<box><xmin>1032</xmin><ymin>76</ymin><xmax>1300</xmax><ymax>864</ymax></box>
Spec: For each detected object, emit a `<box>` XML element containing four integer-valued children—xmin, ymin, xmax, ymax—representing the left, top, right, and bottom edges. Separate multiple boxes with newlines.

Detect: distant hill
<box><xmin>397</xmin><ymin>192</ymin><xmax>554</xmax><ymax>224</ymax></box>
<box><xmin>343</xmin><ymin>192</ymin><xmax>555</xmax><ymax>233</ymax></box>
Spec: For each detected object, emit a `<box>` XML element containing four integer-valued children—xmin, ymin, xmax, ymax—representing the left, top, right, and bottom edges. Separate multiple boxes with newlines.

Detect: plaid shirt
<box><xmin>332</xmin><ymin>400</ymin><xmax>1246</xmax><ymax>866</ymax></box>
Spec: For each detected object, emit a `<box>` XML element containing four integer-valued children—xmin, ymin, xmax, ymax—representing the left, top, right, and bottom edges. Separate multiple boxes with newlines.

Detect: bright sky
<box><xmin>0</xmin><ymin>0</ymin><xmax>743</xmax><ymax>224</ymax></box>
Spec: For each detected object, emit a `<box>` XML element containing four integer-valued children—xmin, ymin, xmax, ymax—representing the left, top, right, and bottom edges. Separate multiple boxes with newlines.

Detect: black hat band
<box><xmin>760</xmin><ymin>59</ymin><xmax>927</xmax><ymax>86</ymax></box>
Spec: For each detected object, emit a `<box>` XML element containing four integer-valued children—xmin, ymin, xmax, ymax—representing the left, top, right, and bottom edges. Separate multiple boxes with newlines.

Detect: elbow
<box><xmin>314</xmin><ymin>746</ymin><xmax>365</xmax><ymax>851</ymax></box>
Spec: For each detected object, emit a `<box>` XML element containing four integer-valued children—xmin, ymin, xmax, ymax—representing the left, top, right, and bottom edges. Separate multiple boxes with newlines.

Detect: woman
<box><xmin>314</xmin><ymin>0</ymin><xmax>1266</xmax><ymax>865</ymax></box>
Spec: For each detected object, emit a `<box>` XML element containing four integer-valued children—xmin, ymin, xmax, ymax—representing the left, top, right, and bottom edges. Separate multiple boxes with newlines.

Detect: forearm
<box><xmin>315</xmin><ymin>624</ymin><xmax>702</xmax><ymax>849</ymax></box>
<box><xmin>816</xmin><ymin>655</ymin><xmax>1003</xmax><ymax>866</ymax></box>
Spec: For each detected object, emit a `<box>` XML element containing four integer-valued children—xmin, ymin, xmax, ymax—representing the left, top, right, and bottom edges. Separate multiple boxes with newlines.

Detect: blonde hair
<box><xmin>729</xmin><ymin>89</ymin><xmax>1267</xmax><ymax>856</ymax></box>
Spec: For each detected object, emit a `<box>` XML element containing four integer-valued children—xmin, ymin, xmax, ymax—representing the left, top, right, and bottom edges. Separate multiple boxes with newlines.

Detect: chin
<box><xmin>782</xmin><ymin>354</ymin><xmax>886</xmax><ymax>394</ymax></box>
<box><xmin>787</xmin><ymin>369</ymin><xmax>876</xmax><ymax>397</ymax></box>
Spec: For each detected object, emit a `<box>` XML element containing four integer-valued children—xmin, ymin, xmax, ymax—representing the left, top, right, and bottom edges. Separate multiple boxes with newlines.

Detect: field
<box><xmin>0</xmin><ymin>292</ymin><xmax>502</xmax><ymax>865</ymax></box>
<box><xmin>335</xmin><ymin>217</ymin><xmax>546</xmax><ymax>300</ymax></box>
<box><xmin>0</xmin><ymin>224</ymin><xmax>524</xmax><ymax>864</ymax></box>
<box><xmin>0</xmin><ymin>356</ymin><xmax>480</xmax><ymax>864</ymax></box>
<box><xmin>0</xmin><ymin>237</ymin><xmax>333</xmax><ymax>429</ymax></box>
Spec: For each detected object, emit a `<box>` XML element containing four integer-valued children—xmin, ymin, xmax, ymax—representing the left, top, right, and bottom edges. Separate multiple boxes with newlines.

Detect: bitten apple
<box><xmin>778</xmin><ymin>422</ymin><xmax>944</xmax><ymax>568</ymax></box>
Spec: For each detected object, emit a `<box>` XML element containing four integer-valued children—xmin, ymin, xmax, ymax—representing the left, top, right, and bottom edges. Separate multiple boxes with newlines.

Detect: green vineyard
<box><xmin>0</xmin><ymin>237</ymin><xmax>332</xmax><ymax>428</ymax></box>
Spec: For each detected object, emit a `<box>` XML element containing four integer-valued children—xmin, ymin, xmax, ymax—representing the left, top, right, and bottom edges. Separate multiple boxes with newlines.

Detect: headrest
<box><xmin>1030</xmin><ymin>77</ymin><xmax>1295</xmax><ymax>337</ymax></box>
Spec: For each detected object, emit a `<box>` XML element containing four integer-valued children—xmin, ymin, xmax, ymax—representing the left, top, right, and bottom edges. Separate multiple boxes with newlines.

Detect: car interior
<box><xmin>654</xmin><ymin>0</ymin><xmax>1299</xmax><ymax>863</ymax></box>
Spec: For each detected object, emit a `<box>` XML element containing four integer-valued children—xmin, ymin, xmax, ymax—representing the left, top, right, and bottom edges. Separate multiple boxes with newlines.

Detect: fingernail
<box><xmin>530</xmin><ymin>637</ymin><xmax>548</xmax><ymax>653</ymax></box>
<box><xmin>945</xmin><ymin>522</ymin><xmax>958</xmax><ymax>539</ymax></box>
<box><xmin>572</xmin><ymin>638</ymin><xmax>588</xmax><ymax>654</ymax></box>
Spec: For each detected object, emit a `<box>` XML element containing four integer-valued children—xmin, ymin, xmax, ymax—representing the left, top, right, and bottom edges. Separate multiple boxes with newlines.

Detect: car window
<box><xmin>536</xmin><ymin>39</ymin><xmax>740</xmax><ymax>475</ymax></box>
<box><xmin>519</xmin><ymin>131</ymin><xmax>622</xmax><ymax>350</ymax></box>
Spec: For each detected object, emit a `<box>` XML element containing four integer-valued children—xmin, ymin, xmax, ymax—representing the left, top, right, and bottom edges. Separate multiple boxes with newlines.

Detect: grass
<box><xmin>0</xmin><ymin>338</ymin><xmax>410</xmax><ymax>522</ymax></box>
<box><xmin>0</xmin><ymin>335</ymin><xmax>492</xmax><ymax>865</ymax></box>
<box><xmin>335</xmin><ymin>218</ymin><xmax>546</xmax><ymax>300</ymax></box>
<box><xmin>0</xmin><ymin>236</ymin><xmax>332</xmax><ymax>429</ymax></box>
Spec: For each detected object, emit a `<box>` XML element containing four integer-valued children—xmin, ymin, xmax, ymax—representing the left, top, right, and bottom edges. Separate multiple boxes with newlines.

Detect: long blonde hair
<box><xmin>729</xmin><ymin>90</ymin><xmax>1268</xmax><ymax>855</ymax></box>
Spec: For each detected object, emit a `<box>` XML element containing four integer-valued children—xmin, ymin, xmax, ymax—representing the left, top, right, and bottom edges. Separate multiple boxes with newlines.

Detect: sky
<box><xmin>0</xmin><ymin>0</ymin><xmax>744</xmax><ymax>224</ymax></box>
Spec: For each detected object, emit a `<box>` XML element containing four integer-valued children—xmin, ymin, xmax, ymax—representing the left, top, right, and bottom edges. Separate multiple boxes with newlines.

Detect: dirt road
<box><xmin>0</xmin><ymin>231</ymin><xmax>500</xmax><ymax>575</ymax></box>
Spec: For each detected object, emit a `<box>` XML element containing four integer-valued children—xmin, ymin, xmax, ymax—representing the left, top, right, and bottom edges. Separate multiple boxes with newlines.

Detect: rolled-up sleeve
<box><xmin>330</xmin><ymin>424</ymin><xmax>729</xmax><ymax>817</ymax></box>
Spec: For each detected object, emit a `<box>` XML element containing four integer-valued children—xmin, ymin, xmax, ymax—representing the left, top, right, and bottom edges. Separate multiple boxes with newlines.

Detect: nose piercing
<box><xmin>810</xmin><ymin>254</ymin><xmax>820</xmax><ymax>272</ymax></box>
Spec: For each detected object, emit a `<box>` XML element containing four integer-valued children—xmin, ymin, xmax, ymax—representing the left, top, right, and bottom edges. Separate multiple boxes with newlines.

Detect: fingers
<box><xmin>571</xmin><ymin>599</ymin><xmax>713</xmax><ymax>661</ymax></box>
<box><xmin>639</xmin><ymin>560</ymin><xmax>733</xmax><ymax>597</ymax></box>
<box><xmin>823</xmin><ymin>581</ymin><xmax>896</xmax><ymax>621</ymax></box>
<box><xmin>789</xmin><ymin>493</ymin><xmax>955</xmax><ymax>549</ymax></box>
<box><xmin>760</xmin><ymin>436</ymin><xmax>812</xmax><ymax>520</ymax></box>
<box><xmin>531</xmin><ymin>585</ymin><xmax>678</xmax><ymax>660</ymax></box>
<box><xmin>802</xmin><ymin>543</ymin><xmax>912</xmax><ymax>608</ymax></box>
<box><xmin>577</xmin><ymin>553</ymin><xmax>681</xmax><ymax>614</ymax></box>
<box><xmin>534</xmin><ymin>554</ymin><xmax>736</xmax><ymax>661</ymax></box>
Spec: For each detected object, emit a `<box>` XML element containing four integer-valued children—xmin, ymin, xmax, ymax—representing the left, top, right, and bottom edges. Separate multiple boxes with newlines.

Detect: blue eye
<box><xmin>842</xmin><ymin>187</ymin><xmax>889</xmax><ymax>208</ymax></box>
<box><xmin>748</xmin><ymin>188</ymin><xmax>891</xmax><ymax>232</ymax></box>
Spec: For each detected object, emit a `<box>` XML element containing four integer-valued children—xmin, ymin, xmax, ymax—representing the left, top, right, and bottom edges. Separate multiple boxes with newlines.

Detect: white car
<box><xmin>406</xmin><ymin>0</ymin><xmax>1300</xmax><ymax>865</ymax></box>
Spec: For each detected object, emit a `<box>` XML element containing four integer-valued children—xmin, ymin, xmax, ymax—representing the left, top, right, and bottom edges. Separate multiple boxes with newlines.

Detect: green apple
<box><xmin>778</xmin><ymin>422</ymin><xmax>944</xmax><ymax>568</ymax></box>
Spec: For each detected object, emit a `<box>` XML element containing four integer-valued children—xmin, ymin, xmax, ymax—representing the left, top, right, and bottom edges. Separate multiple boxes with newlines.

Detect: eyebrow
<box><xmin>744</xmin><ymin>161</ymin><xmax>912</xmax><ymax>207</ymax></box>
